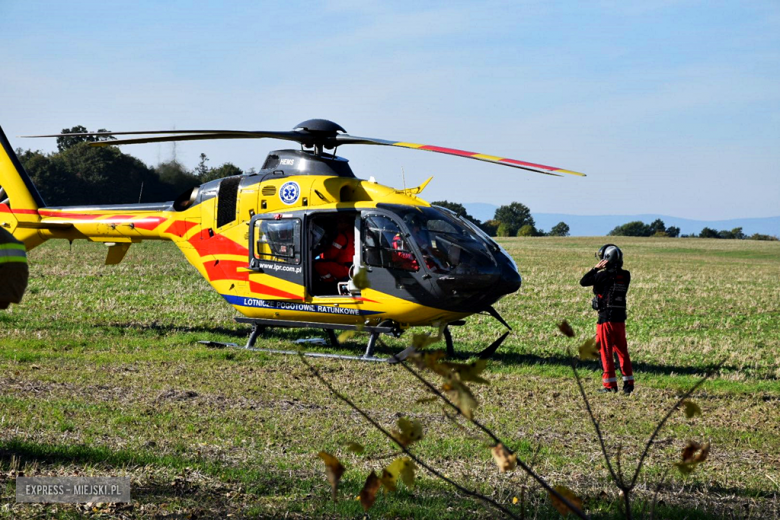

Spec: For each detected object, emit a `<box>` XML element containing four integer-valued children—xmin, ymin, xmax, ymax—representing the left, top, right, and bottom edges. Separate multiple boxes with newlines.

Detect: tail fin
<box><xmin>0</xmin><ymin>126</ymin><xmax>46</xmax><ymax>248</ymax></box>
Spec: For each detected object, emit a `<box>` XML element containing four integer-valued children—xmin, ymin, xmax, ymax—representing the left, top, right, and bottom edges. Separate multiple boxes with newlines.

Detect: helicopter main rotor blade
<box><xmin>23</xmin><ymin>130</ymin><xmax>304</xmax><ymax>147</ymax></box>
<box><xmin>84</xmin><ymin>132</ymin><xmax>305</xmax><ymax>147</ymax></box>
<box><xmin>336</xmin><ymin>134</ymin><xmax>585</xmax><ymax>177</ymax></box>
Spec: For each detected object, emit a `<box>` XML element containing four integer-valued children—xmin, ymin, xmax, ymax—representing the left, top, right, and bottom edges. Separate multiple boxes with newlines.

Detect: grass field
<box><xmin>1</xmin><ymin>236</ymin><xmax>778</xmax><ymax>518</ymax></box>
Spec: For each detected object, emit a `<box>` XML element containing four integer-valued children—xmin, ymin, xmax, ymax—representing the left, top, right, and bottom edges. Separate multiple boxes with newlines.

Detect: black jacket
<box><xmin>580</xmin><ymin>267</ymin><xmax>630</xmax><ymax>323</ymax></box>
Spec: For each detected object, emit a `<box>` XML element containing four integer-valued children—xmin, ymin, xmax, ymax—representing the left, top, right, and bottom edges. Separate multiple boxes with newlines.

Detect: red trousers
<box><xmin>314</xmin><ymin>261</ymin><xmax>349</xmax><ymax>281</ymax></box>
<box><xmin>597</xmin><ymin>322</ymin><xmax>634</xmax><ymax>389</ymax></box>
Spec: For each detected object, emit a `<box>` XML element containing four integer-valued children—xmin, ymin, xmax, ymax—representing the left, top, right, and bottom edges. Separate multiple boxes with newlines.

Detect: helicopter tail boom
<box><xmin>0</xmin><ymin>126</ymin><xmax>48</xmax><ymax>249</ymax></box>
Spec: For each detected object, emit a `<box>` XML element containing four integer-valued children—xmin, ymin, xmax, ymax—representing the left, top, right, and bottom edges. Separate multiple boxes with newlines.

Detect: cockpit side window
<box><xmin>250</xmin><ymin>218</ymin><xmax>301</xmax><ymax>267</ymax></box>
<box><xmin>362</xmin><ymin>215</ymin><xmax>419</xmax><ymax>272</ymax></box>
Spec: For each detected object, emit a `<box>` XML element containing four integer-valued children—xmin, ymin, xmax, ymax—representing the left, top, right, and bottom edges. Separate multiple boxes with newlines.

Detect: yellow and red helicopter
<box><xmin>0</xmin><ymin>120</ymin><xmax>584</xmax><ymax>361</ymax></box>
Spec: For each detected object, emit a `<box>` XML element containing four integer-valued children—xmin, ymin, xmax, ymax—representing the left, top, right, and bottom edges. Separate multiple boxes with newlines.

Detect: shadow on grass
<box><xmin>1</xmin><ymin>438</ymin><xmax>775</xmax><ymax>518</ymax></box>
<box><xmin>489</xmin><ymin>350</ymin><xmax>743</xmax><ymax>378</ymax></box>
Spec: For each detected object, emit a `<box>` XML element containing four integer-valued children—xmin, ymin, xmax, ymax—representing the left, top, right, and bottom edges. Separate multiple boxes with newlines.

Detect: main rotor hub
<box><xmin>294</xmin><ymin>119</ymin><xmax>346</xmax><ymax>135</ymax></box>
<box><xmin>293</xmin><ymin>119</ymin><xmax>345</xmax><ymax>154</ymax></box>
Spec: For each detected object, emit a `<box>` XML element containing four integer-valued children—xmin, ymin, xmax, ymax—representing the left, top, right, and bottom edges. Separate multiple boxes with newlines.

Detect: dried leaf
<box><xmin>415</xmin><ymin>396</ymin><xmax>438</xmax><ymax>404</ymax></box>
<box><xmin>676</xmin><ymin>440</ymin><xmax>711</xmax><ymax>475</ymax></box>
<box><xmin>352</xmin><ymin>268</ymin><xmax>371</xmax><ymax>289</ymax></box>
<box><xmin>683</xmin><ymin>400</ymin><xmax>702</xmax><ymax>419</ymax></box>
<box><xmin>411</xmin><ymin>350</ymin><xmax>449</xmax><ymax>377</ymax></box>
<box><xmin>558</xmin><ymin>320</ymin><xmax>575</xmax><ymax>338</ymax></box>
<box><xmin>392</xmin><ymin>417</ymin><xmax>423</xmax><ymax>447</ymax></box>
<box><xmin>379</xmin><ymin>468</ymin><xmax>397</xmax><ymax>492</ymax></box>
<box><xmin>338</xmin><ymin>330</ymin><xmax>356</xmax><ymax>342</ymax></box>
<box><xmin>512</xmin><ymin>496</ymin><xmax>519</xmax><ymax>504</ymax></box>
<box><xmin>346</xmin><ymin>442</ymin><xmax>365</xmax><ymax>454</ymax></box>
<box><xmin>412</xmin><ymin>332</ymin><xmax>442</xmax><ymax>350</ymax></box>
<box><xmin>578</xmin><ymin>337</ymin><xmax>599</xmax><ymax>361</ymax></box>
<box><xmin>317</xmin><ymin>451</ymin><xmax>345</xmax><ymax>501</ymax></box>
<box><xmin>359</xmin><ymin>471</ymin><xmax>381</xmax><ymax>511</ymax></box>
<box><xmin>443</xmin><ymin>379</ymin><xmax>478</xmax><ymax>419</ymax></box>
<box><xmin>681</xmin><ymin>440</ymin><xmax>701</xmax><ymax>462</ymax></box>
<box><xmin>549</xmin><ymin>485</ymin><xmax>583</xmax><ymax>517</ymax></box>
<box><xmin>383</xmin><ymin>457</ymin><xmax>415</xmax><ymax>491</ymax></box>
<box><xmin>491</xmin><ymin>443</ymin><xmax>517</xmax><ymax>472</ymax></box>
<box><xmin>441</xmin><ymin>359</ymin><xmax>490</xmax><ymax>384</ymax></box>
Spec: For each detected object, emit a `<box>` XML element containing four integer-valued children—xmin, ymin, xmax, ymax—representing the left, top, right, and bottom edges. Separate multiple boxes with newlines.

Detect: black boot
<box><xmin>622</xmin><ymin>385</ymin><xmax>634</xmax><ymax>395</ymax></box>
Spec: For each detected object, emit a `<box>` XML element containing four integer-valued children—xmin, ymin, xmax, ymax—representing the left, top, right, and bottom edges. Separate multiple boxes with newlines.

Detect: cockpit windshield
<box><xmin>388</xmin><ymin>206</ymin><xmax>497</xmax><ymax>275</ymax></box>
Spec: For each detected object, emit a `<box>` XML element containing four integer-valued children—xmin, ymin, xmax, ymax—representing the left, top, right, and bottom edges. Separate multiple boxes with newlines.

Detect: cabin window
<box><xmin>250</xmin><ymin>218</ymin><xmax>301</xmax><ymax>267</ymax></box>
<box><xmin>362</xmin><ymin>215</ymin><xmax>419</xmax><ymax>272</ymax></box>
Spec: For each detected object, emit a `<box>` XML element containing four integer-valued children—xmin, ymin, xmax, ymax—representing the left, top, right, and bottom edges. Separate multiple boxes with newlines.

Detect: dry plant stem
<box><xmin>300</xmin><ymin>355</ymin><xmax>521</xmax><ymax>520</ymax></box>
<box><xmin>628</xmin><ymin>358</ymin><xmax>725</xmax><ymax>489</ymax></box>
<box><xmin>648</xmin><ymin>466</ymin><xmax>671</xmax><ymax>520</ymax></box>
<box><xmin>397</xmin><ymin>358</ymin><xmax>589</xmax><ymax>520</ymax></box>
<box><xmin>570</xmin><ymin>357</ymin><xmax>621</xmax><ymax>485</ymax></box>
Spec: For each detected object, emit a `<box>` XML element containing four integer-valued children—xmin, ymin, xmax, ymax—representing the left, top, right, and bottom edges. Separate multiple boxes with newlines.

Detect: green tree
<box><xmin>699</xmin><ymin>227</ymin><xmax>719</xmax><ymax>238</ymax></box>
<box><xmin>195</xmin><ymin>153</ymin><xmax>210</xmax><ymax>178</ymax></box>
<box><xmin>549</xmin><ymin>222</ymin><xmax>570</xmax><ymax>237</ymax></box>
<box><xmin>17</xmin><ymin>149</ymin><xmax>81</xmax><ymax>205</ymax></box>
<box><xmin>496</xmin><ymin>222</ymin><xmax>513</xmax><ymax>237</ymax></box>
<box><xmin>480</xmin><ymin>219</ymin><xmax>499</xmax><ymax>237</ymax></box>
<box><xmin>200</xmin><ymin>162</ymin><xmax>243</xmax><ymax>183</ymax></box>
<box><xmin>517</xmin><ymin>224</ymin><xmax>538</xmax><ymax>237</ymax></box>
<box><xmin>731</xmin><ymin>227</ymin><xmax>745</xmax><ymax>240</ymax></box>
<box><xmin>609</xmin><ymin>221</ymin><xmax>652</xmax><ymax>237</ymax></box>
<box><xmin>749</xmin><ymin>233</ymin><xmax>779</xmax><ymax>241</ymax></box>
<box><xmin>493</xmin><ymin>202</ymin><xmax>534</xmax><ymax>236</ymax></box>
<box><xmin>649</xmin><ymin>218</ymin><xmax>666</xmax><ymax>234</ymax></box>
<box><xmin>56</xmin><ymin>126</ymin><xmax>116</xmax><ymax>152</ymax></box>
<box><xmin>431</xmin><ymin>200</ymin><xmax>481</xmax><ymax>226</ymax></box>
<box><xmin>154</xmin><ymin>160</ymin><xmax>200</xmax><ymax>196</ymax></box>
<box><xmin>666</xmin><ymin>226</ymin><xmax>681</xmax><ymax>238</ymax></box>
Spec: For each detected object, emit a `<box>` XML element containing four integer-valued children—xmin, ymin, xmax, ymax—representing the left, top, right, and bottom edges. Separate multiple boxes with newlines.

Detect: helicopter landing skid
<box><xmin>199</xmin><ymin>318</ymin><xmax>413</xmax><ymax>363</ymax></box>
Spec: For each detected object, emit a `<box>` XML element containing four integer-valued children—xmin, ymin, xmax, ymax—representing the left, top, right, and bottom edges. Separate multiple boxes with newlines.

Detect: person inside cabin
<box><xmin>314</xmin><ymin>215</ymin><xmax>355</xmax><ymax>286</ymax></box>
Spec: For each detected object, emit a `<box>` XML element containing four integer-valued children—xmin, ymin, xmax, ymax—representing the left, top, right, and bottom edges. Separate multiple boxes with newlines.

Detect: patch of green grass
<box><xmin>1</xmin><ymin>237</ymin><xmax>779</xmax><ymax>518</ymax></box>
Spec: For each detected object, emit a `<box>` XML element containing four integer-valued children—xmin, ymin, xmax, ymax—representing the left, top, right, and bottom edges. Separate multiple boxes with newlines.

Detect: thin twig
<box><xmin>300</xmin><ymin>355</ymin><xmax>521</xmax><ymax>520</ymax></box>
<box><xmin>629</xmin><ymin>358</ymin><xmax>726</xmax><ymax>489</ymax></box>
<box><xmin>397</xmin><ymin>357</ymin><xmax>501</xmax><ymax>443</ymax></box>
<box><xmin>396</xmin><ymin>355</ymin><xmax>589</xmax><ymax>520</ymax></box>
<box><xmin>365</xmin><ymin>450</ymin><xmax>404</xmax><ymax>462</ymax></box>
<box><xmin>615</xmin><ymin>445</ymin><xmax>632</xmax><ymax>520</ymax></box>
<box><xmin>648</xmin><ymin>466</ymin><xmax>671</xmax><ymax>520</ymax></box>
<box><xmin>569</xmin><ymin>354</ymin><xmax>620</xmax><ymax>486</ymax></box>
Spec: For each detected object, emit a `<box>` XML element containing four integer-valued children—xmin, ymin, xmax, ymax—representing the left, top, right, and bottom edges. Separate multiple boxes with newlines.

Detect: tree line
<box><xmin>609</xmin><ymin>218</ymin><xmax>777</xmax><ymax>241</ymax></box>
<box><xmin>432</xmin><ymin>201</ymin><xmax>570</xmax><ymax>238</ymax></box>
<box><xmin>15</xmin><ymin>126</ymin><xmax>242</xmax><ymax>206</ymax></box>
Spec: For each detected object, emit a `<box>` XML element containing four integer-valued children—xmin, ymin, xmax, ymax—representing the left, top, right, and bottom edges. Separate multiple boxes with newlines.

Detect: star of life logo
<box><xmin>279</xmin><ymin>181</ymin><xmax>300</xmax><ymax>205</ymax></box>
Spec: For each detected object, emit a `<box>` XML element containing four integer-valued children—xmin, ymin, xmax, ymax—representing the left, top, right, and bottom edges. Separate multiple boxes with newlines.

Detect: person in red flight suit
<box><xmin>391</xmin><ymin>232</ymin><xmax>419</xmax><ymax>271</ymax></box>
<box><xmin>580</xmin><ymin>244</ymin><xmax>634</xmax><ymax>395</ymax></box>
<box><xmin>314</xmin><ymin>216</ymin><xmax>355</xmax><ymax>283</ymax></box>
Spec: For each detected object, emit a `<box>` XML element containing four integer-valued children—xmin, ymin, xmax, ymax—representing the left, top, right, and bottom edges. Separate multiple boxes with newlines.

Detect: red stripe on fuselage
<box><xmin>131</xmin><ymin>216</ymin><xmax>167</xmax><ymax>230</ymax></box>
<box><xmin>188</xmin><ymin>232</ymin><xmax>249</xmax><ymax>257</ymax></box>
<box><xmin>164</xmin><ymin>220</ymin><xmax>199</xmax><ymax>238</ymax></box>
<box><xmin>204</xmin><ymin>259</ymin><xmax>250</xmax><ymax>282</ymax></box>
<box><xmin>37</xmin><ymin>210</ymin><xmax>104</xmax><ymax>220</ymax></box>
<box><xmin>0</xmin><ymin>205</ymin><xmax>39</xmax><ymax>215</ymax></box>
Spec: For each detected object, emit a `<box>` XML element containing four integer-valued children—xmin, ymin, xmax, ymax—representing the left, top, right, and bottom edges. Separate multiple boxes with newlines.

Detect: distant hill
<box><xmin>461</xmin><ymin>203</ymin><xmax>780</xmax><ymax>237</ymax></box>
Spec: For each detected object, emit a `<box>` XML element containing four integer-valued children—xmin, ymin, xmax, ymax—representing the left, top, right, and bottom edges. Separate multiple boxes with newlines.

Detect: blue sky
<box><xmin>1</xmin><ymin>1</ymin><xmax>778</xmax><ymax>219</ymax></box>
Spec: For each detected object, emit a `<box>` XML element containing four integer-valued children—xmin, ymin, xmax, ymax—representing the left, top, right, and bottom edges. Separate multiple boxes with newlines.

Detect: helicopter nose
<box><xmin>497</xmin><ymin>263</ymin><xmax>522</xmax><ymax>296</ymax></box>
